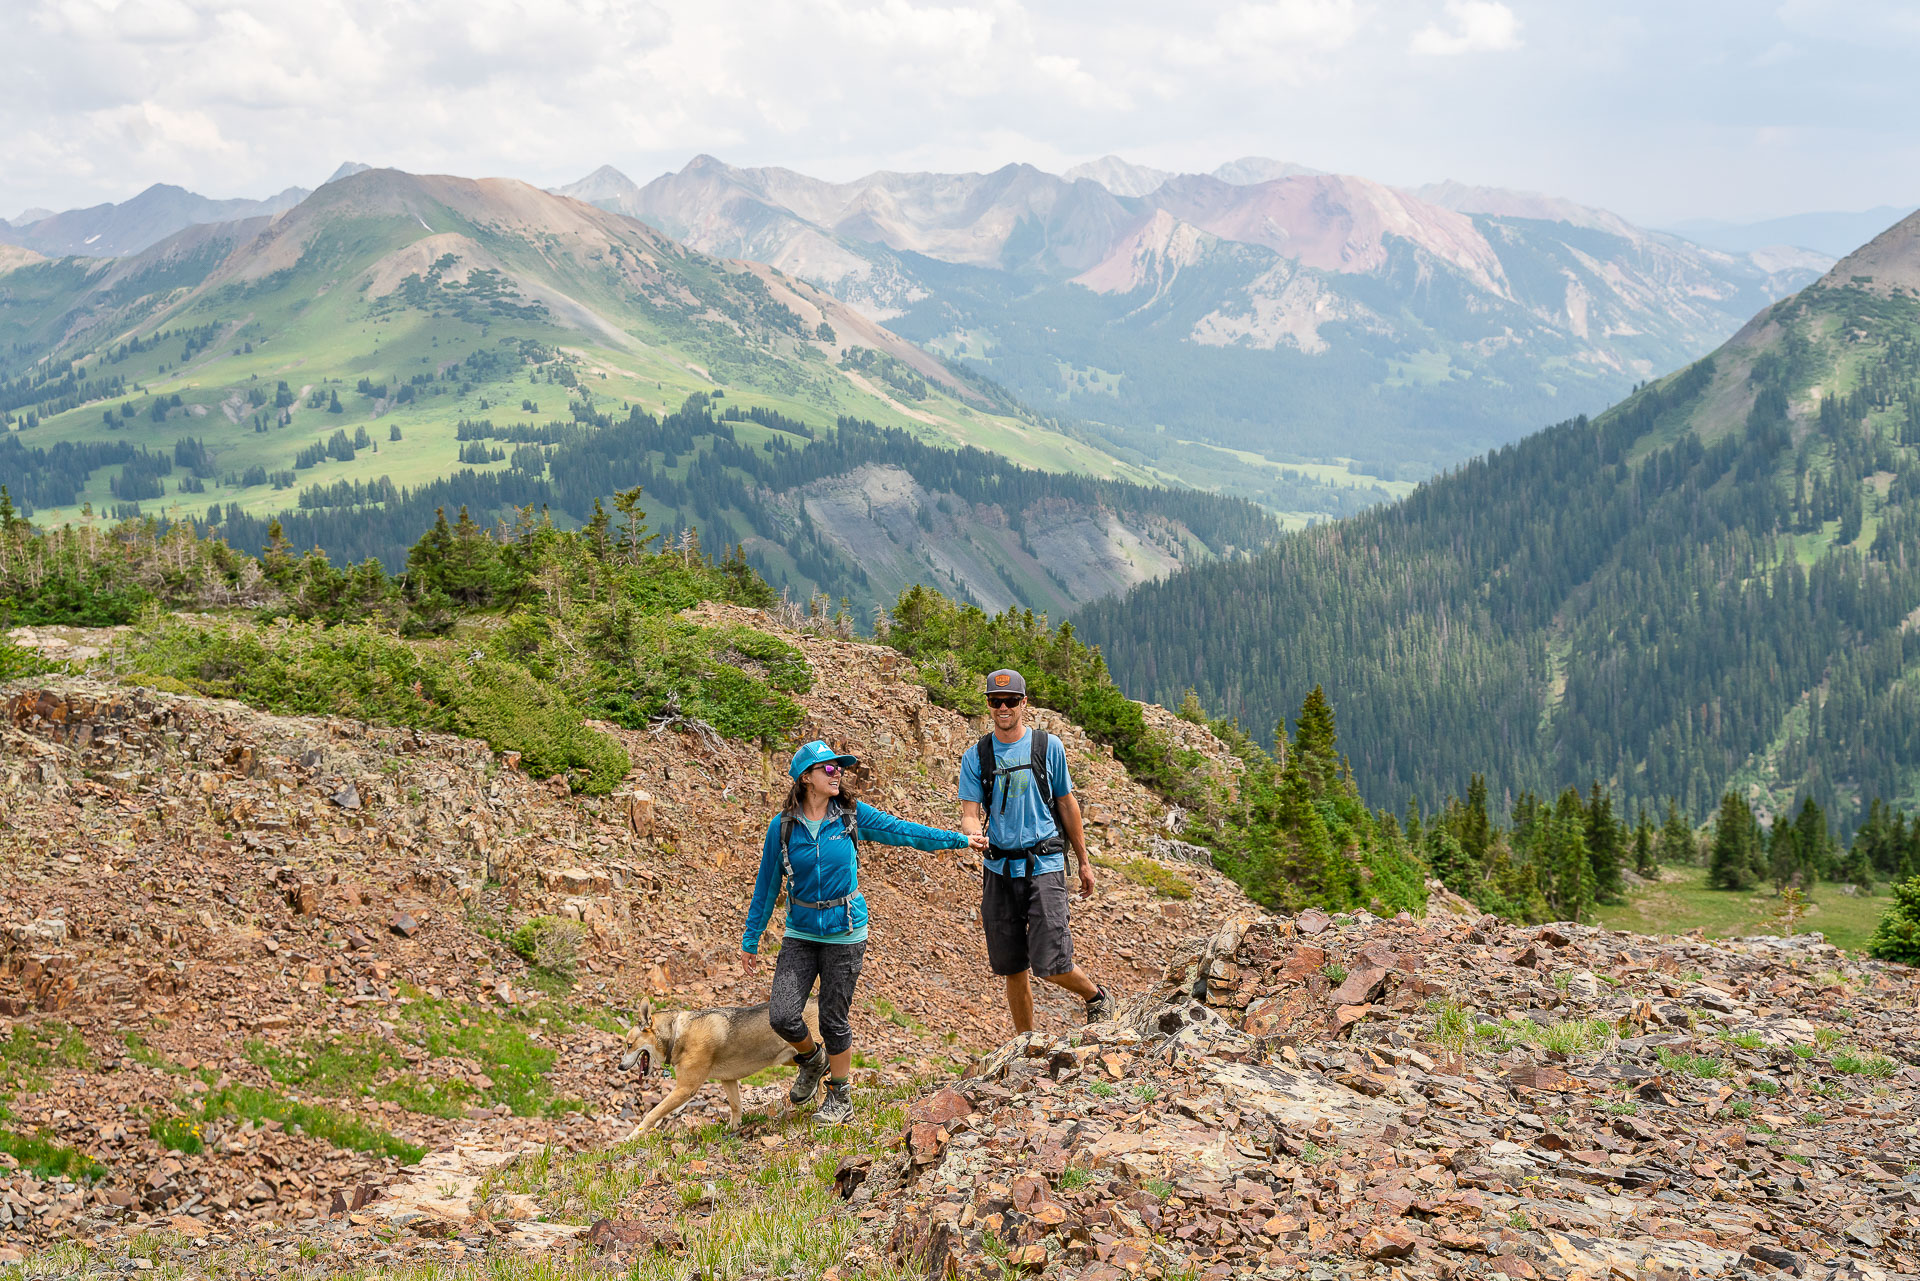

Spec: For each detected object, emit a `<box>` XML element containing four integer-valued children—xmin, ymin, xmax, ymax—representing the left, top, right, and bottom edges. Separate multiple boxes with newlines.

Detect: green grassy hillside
<box><xmin>0</xmin><ymin>171</ymin><xmax>1286</xmax><ymax>610</ymax></box>
<box><xmin>0</xmin><ymin>170</ymin><xmax>1161</xmax><ymax>528</ymax></box>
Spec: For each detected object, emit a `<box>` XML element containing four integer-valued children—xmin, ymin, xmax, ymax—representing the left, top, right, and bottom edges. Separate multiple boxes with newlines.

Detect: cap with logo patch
<box><xmin>789</xmin><ymin>739</ymin><xmax>859</xmax><ymax>779</ymax></box>
<box><xmin>983</xmin><ymin>669</ymin><xmax>1026</xmax><ymax>697</ymax></box>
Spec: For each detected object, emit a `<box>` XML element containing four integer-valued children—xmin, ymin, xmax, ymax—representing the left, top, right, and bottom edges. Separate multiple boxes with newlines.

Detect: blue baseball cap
<box><xmin>789</xmin><ymin>740</ymin><xmax>858</xmax><ymax>779</ymax></box>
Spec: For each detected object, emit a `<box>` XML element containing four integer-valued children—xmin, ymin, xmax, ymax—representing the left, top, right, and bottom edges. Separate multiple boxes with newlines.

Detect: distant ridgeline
<box><xmin>1079</xmin><ymin>275</ymin><xmax>1920</xmax><ymax>839</ymax></box>
<box><xmin>0</xmin><ymin>398</ymin><xmax>1274</xmax><ymax>612</ymax></box>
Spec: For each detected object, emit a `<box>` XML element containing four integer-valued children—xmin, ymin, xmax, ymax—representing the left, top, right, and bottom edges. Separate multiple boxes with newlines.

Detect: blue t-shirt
<box><xmin>958</xmin><ymin>729</ymin><xmax>1074</xmax><ymax>875</ymax></box>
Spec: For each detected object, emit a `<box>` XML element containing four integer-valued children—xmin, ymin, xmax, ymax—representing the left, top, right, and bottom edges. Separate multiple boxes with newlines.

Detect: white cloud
<box><xmin>0</xmin><ymin>1</ymin><xmax>1911</xmax><ymax>224</ymax></box>
<box><xmin>1410</xmin><ymin>0</ymin><xmax>1520</xmax><ymax>56</ymax></box>
<box><xmin>1218</xmin><ymin>0</ymin><xmax>1365</xmax><ymax>48</ymax></box>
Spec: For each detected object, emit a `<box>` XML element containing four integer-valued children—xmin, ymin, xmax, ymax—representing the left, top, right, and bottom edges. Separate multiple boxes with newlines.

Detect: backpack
<box><xmin>778</xmin><ymin>800</ymin><xmax>860</xmax><ymax>911</ymax></box>
<box><xmin>974</xmin><ymin>728</ymin><xmax>1062</xmax><ymax>840</ymax></box>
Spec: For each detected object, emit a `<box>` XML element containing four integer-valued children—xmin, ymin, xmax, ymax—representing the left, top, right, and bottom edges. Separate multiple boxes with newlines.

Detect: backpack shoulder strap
<box><xmin>779</xmin><ymin>814</ymin><xmax>797</xmax><ymax>881</ymax></box>
<box><xmin>975</xmin><ymin>733</ymin><xmax>998</xmax><ymax>807</ymax></box>
<box><xmin>834</xmin><ymin>798</ymin><xmax>859</xmax><ymax>847</ymax></box>
<box><xmin>1030</xmin><ymin>727</ymin><xmax>1057</xmax><ymax>820</ymax></box>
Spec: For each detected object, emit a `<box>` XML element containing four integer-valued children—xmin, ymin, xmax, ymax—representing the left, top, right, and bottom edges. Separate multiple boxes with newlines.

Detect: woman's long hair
<box><xmin>782</xmin><ymin>765</ymin><xmax>861</xmax><ymax>817</ymax></box>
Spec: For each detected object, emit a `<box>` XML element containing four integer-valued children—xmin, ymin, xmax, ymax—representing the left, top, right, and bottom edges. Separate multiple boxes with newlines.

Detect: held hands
<box><xmin>966</xmin><ymin>833</ymin><xmax>991</xmax><ymax>852</ymax></box>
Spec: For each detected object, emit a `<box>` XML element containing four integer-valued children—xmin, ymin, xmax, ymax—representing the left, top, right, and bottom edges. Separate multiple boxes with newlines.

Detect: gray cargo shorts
<box><xmin>981</xmin><ymin>864</ymin><xmax>1076</xmax><ymax>978</ymax></box>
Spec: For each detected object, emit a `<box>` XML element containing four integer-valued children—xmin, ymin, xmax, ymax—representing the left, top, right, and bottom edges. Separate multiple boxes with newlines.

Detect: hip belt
<box><xmin>987</xmin><ymin>835</ymin><xmax>1066</xmax><ymax>878</ymax></box>
<box><xmin>790</xmin><ymin>892</ymin><xmax>856</xmax><ymax>910</ymax></box>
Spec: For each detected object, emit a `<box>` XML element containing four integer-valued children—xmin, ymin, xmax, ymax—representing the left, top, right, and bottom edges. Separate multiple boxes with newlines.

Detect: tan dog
<box><xmin>622</xmin><ymin>995</ymin><xmax>821</xmax><ymax>1140</ymax></box>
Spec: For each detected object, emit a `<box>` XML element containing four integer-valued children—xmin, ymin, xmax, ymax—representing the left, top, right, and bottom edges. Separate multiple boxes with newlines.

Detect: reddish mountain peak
<box><xmin>1150</xmin><ymin>172</ymin><xmax>1507</xmax><ymax>294</ymax></box>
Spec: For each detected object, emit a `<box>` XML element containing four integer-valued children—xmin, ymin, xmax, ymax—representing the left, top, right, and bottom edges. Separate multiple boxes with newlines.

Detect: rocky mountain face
<box><xmin>580</xmin><ymin>156</ymin><xmax>1831</xmax><ymax>474</ymax></box>
<box><xmin>0</xmin><ymin>608</ymin><xmax>1252</xmax><ymax>1264</ymax></box>
<box><xmin>767</xmin><ymin>462</ymin><xmax>1210</xmax><ymax>615</ymax></box>
<box><xmin>870</xmin><ymin>910</ymin><xmax>1917</xmax><ymax>1281</ymax></box>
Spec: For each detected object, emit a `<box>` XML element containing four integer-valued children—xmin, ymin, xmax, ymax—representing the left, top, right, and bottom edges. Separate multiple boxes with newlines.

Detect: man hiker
<box><xmin>959</xmin><ymin>669</ymin><xmax>1114</xmax><ymax>1031</ymax></box>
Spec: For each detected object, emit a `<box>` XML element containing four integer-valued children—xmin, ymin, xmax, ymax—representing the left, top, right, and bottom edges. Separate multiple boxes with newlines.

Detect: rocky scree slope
<box><xmin>864</xmin><ymin>911</ymin><xmax>1918</xmax><ymax>1281</ymax></box>
<box><xmin>0</xmin><ymin>606</ymin><xmax>1251</xmax><ymax>1261</ymax></box>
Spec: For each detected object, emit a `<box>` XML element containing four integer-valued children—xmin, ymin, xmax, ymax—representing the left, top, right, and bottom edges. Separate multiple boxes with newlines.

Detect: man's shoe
<box><xmin>1085</xmin><ymin>986</ymin><xmax>1114</xmax><ymax>1025</ymax></box>
<box><xmin>815</xmin><ymin>1079</ymin><xmax>854</xmax><ymax>1125</ymax></box>
<box><xmin>789</xmin><ymin>1046</ymin><xmax>828</xmax><ymax>1106</ymax></box>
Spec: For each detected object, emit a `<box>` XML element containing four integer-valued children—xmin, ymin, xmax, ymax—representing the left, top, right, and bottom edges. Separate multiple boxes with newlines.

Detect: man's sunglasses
<box><xmin>986</xmin><ymin>695</ymin><xmax>1024</xmax><ymax>709</ymax></box>
<box><xmin>813</xmin><ymin>763</ymin><xmax>842</xmax><ymax>776</ymax></box>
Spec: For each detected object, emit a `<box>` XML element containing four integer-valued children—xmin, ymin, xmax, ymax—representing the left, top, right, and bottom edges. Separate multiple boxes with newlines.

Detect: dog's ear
<box><xmin>638</xmin><ymin>997</ymin><xmax>654</xmax><ymax>1028</ymax></box>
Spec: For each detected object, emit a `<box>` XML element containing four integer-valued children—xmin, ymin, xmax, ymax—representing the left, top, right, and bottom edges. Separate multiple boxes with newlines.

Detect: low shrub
<box><xmin>0</xmin><ymin>636</ymin><xmax>54</xmax><ymax>681</ymax></box>
<box><xmin>1118</xmin><ymin>857</ymin><xmax>1194</xmax><ymax>900</ymax></box>
<box><xmin>509</xmin><ymin>915</ymin><xmax>586</xmax><ymax>980</ymax></box>
<box><xmin>113</xmin><ymin>618</ymin><xmax>630</xmax><ymax>793</ymax></box>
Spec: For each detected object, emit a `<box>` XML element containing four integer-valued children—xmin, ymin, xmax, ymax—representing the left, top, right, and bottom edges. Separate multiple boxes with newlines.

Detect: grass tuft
<box><xmin>0</xmin><ymin>1121</ymin><xmax>107</xmax><ymax>1181</ymax></box>
<box><xmin>1653</xmin><ymin>1046</ymin><xmax>1724</xmax><ymax>1079</ymax></box>
<box><xmin>1832</xmin><ymin>1051</ymin><xmax>1897</xmax><ymax>1078</ymax></box>
<box><xmin>0</xmin><ymin>1022</ymin><xmax>92</xmax><ymax>1092</ymax></box>
<box><xmin>189</xmin><ymin>1085</ymin><xmax>425</xmax><ymax>1163</ymax></box>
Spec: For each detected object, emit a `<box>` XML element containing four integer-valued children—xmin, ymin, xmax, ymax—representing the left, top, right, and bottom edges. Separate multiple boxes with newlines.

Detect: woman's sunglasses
<box><xmin>814</xmin><ymin>763</ymin><xmax>842</xmax><ymax>776</ymax></box>
<box><xmin>986</xmin><ymin>695</ymin><xmax>1024</xmax><ymax>709</ymax></box>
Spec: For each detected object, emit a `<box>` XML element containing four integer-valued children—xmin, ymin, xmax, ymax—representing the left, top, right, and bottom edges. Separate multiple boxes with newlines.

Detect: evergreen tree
<box><xmin>720</xmin><ymin>543</ymin><xmax>776</xmax><ymax>608</ymax></box>
<box><xmin>1656</xmin><ymin>799</ymin><xmax>1695</xmax><ymax>867</ymax></box>
<box><xmin>1423</xmin><ymin>826</ymin><xmax>1476</xmax><ymax>897</ymax></box>
<box><xmin>440</xmin><ymin>505</ymin><xmax>506</xmax><ymax>607</ymax></box>
<box><xmin>0</xmin><ymin>486</ymin><xmax>26</xmax><ymax>537</ymax></box>
<box><xmin>1584</xmin><ymin>782</ymin><xmax>1627</xmax><ymax>904</ymax></box>
<box><xmin>1542</xmin><ymin>788</ymin><xmax>1597</xmax><ymax>921</ymax></box>
<box><xmin>611</xmin><ymin>486</ymin><xmax>659</xmax><ymax>564</ymax></box>
<box><xmin>1460</xmin><ymin>774</ymin><xmax>1492</xmax><ymax>867</ymax></box>
<box><xmin>1835</xmin><ymin>840</ymin><xmax>1875</xmax><ymax>892</ymax></box>
<box><xmin>1868</xmin><ymin>875</ymin><xmax>1920</xmax><ymax>964</ymax></box>
<box><xmin>1632</xmin><ymin>810</ymin><xmax>1658</xmax><ymax>877</ymax></box>
<box><xmin>1856</xmin><ymin>800</ymin><xmax>1897</xmax><ymax>878</ymax></box>
<box><xmin>1273</xmin><ymin>745</ymin><xmax>1360</xmax><ymax>910</ymax></box>
<box><xmin>583</xmin><ymin>498</ymin><xmax>613</xmax><ymax>563</ymax></box>
<box><xmin>1292</xmin><ymin>685</ymin><xmax>1339</xmax><ymax>792</ymax></box>
<box><xmin>1790</xmin><ymin>796</ymin><xmax>1832</xmax><ymax>880</ymax></box>
<box><xmin>1708</xmin><ymin>792</ymin><xmax>1758</xmax><ymax>890</ymax></box>
<box><xmin>261</xmin><ymin>517</ymin><xmax>295</xmax><ymax>586</ymax></box>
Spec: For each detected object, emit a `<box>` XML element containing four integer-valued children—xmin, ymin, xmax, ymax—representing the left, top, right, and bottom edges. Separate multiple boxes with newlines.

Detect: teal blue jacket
<box><xmin>741</xmin><ymin>800</ymin><xmax>970</xmax><ymax>948</ymax></box>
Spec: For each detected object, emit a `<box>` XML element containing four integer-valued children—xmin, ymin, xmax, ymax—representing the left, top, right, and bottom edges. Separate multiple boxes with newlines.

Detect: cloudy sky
<box><xmin>6</xmin><ymin>0</ymin><xmax>1918</xmax><ymax>226</ymax></box>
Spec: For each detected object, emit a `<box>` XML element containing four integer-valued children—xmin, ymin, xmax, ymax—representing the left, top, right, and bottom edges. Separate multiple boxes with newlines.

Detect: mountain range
<box><xmin>1666</xmin><ymin>205</ymin><xmax>1920</xmax><ymax>258</ymax></box>
<box><xmin>0</xmin><ymin>167</ymin><xmax>1268</xmax><ymax>616</ymax></box>
<box><xmin>6</xmin><ymin>156</ymin><xmax>1831</xmax><ymax>516</ymax></box>
<box><xmin>1079</xmin><ymin>205</ymin><xmax>1920</xmax><ymax>837</ymax></box>
<box><xmin>1</xmin><ymin>183</ymin><xmax>311</xmax><ymax>259</ymax></box>
<box><xmin>560</xmin><ymin>155</ymin><xmax>1830</xmax><ymax>488</ymax></box>
<box><xmin>0</xmin><ymin>163</ymin><xmax>388</xmax><ymax>262</ymax></box>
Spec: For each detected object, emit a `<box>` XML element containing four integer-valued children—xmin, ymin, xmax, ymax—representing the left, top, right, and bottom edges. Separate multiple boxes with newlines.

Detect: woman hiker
<box><xmin>740</xmin><ymin>739</ymin><xmax>989</xmax><ymax>1124</ymax></box>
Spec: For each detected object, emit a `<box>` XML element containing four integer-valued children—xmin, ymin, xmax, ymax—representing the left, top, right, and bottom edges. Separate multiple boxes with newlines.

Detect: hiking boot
<box><xmin>789</xmin><ymin>1045</ymin><xmax>828</xmax><ymax>1106</ymax></box>
<box><xmin>1085</xmin><ymin>986</ymin><xmax>1114</xmax><ymax>1025</ymax></box>
<box><xmin>815</xmin><ymin>1079</ymin><xmax>854</xmax><ymax>1125</ymax></box>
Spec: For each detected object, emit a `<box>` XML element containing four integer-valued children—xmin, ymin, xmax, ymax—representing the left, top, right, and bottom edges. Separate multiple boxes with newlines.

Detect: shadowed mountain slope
<box><xmin>1079</xmin><ymin>206</ymin><xmax>1920</xmax><ymax>837</ymax></box>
